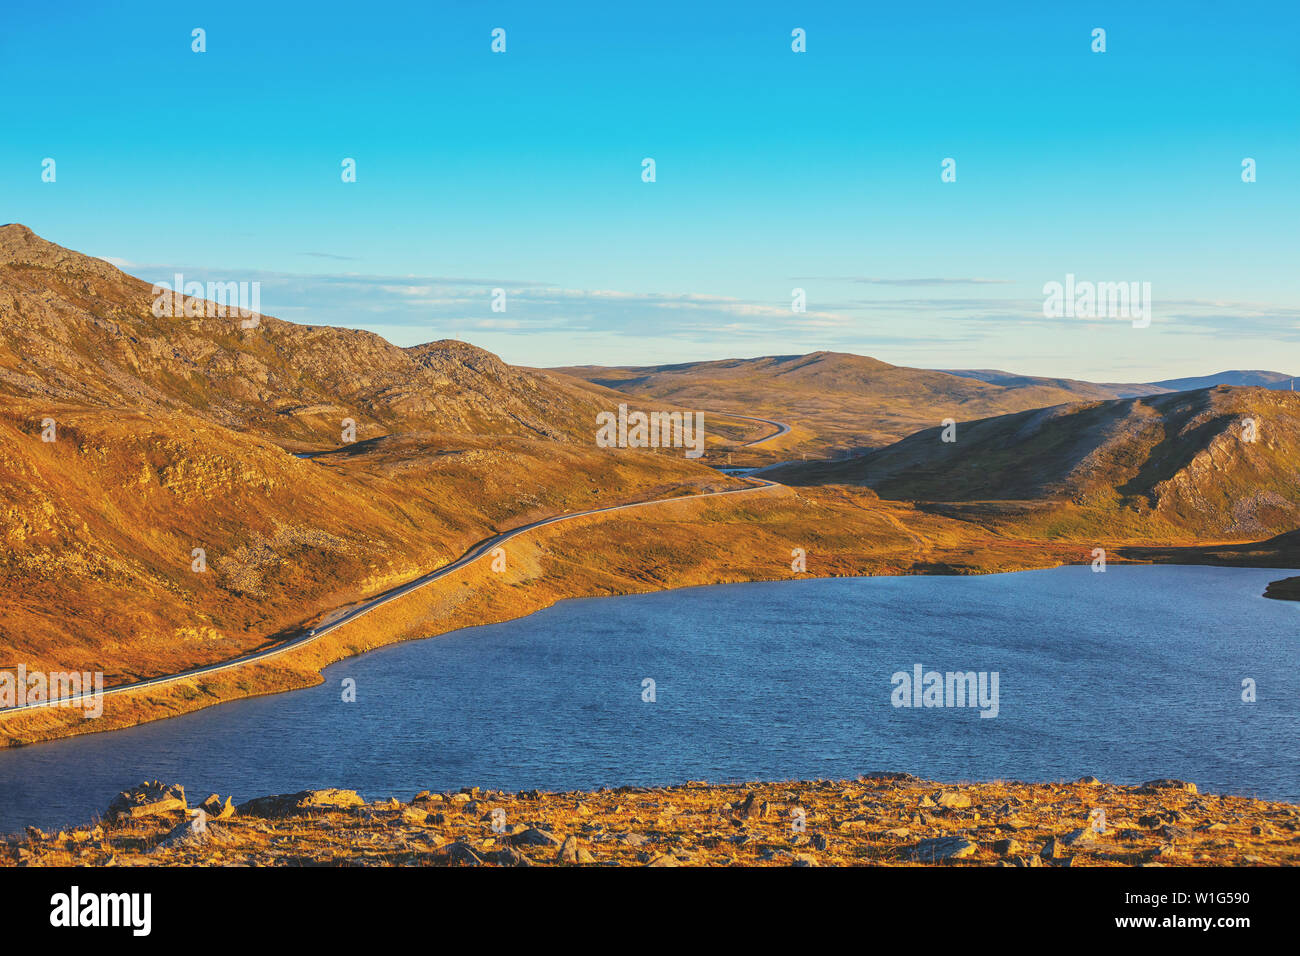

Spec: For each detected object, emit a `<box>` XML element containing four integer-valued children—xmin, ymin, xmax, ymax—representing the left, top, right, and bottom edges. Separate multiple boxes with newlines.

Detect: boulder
<box><xmin>489</xmin><ymin>846</ymin><xmax>535</xmax><ymax>867</ymax></box>
<box><xmin>236</xmin><ymin>788</ymin><xmax>364</xmax><ymax>818</ymax></box>
<box><xmin>556</xmin><ymin>835</ymin><xmax>596</xmax><ymax>864</ymax></box>
<box><xmin>1140</xmin><ymin>779</ymin><xmax>1198</xmax><ymax>795</ymax></box>
<box><xmin>736</xmin><ymin>792</ymin><xmax>766</xmax><ymax>819</ymax></box>
<box><xmin>154</xmin><ymin>809</ymin><xmax>222</xmax><ymax>851</ymax></box>
<box><xmin>1060</xmin><ymin>827</ymin><xmax>1097</xmax><ymax>847</ymax></box>
<box><xmin>907</xmin><ymin>837</ymin><xmax>977</xmax><ymax>862</ymax></box>
<box><xmin>200</xmin><ymin>794</ymin><xmax>235</xmax><ymax>821</ymax></box>
<box><xmin>510</xmin><ymin>827</ymin><xmax>561</xmax><ymax>848</ymax></box>
<box><xmin>1040</xmin><ymin>837</ymin><xmax>1074</xmax><ymax>859</ymax></box>
<box><xmin>429</xmin><ymin>841</ymin><xmax>484</xmax><ymax>866</ymax></box>
<box><xmin>107</xmin><ymin>781</ymin><xmax>187</xmax><ymax>821</ymax></box>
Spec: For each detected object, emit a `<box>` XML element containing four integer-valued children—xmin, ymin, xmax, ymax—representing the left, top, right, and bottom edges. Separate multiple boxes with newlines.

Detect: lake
<box><xmin>1</xmin><ymin>565</ymin><xmax>1296</xmax><ymax>833</ymax></box>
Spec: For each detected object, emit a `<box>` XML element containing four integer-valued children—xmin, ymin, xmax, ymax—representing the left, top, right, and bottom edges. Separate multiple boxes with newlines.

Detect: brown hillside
<box><xmin>0</xmin><ymin>224</ymin><xmax>613</xmax><ymax>447</ymax></box>
<box><xmin>769</xmin><ymin>387</ymin><xmax>1300</xmax><ymax>539</ymax></box>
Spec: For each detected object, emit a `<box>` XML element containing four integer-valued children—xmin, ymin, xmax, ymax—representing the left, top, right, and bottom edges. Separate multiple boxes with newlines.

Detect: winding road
<box><xmin>2</xmin><ymin>467</ymin><xmax>784</xmax><ymax>714</ymax></box>
<box><xmin>725</xmin><ymin>413</ymin><xmax>791</xmax><ymax>447</ymax></box>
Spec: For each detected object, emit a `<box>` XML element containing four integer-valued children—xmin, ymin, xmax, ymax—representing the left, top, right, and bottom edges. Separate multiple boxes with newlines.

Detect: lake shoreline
<box><xmin>2</xmin><ymin>540</ymin><xmax>1297</xmax><ymax>749</ymax></box>
<box><xmin>1263</xmin><ymin>575</ymin><xmax>1300</xmax><ymax>601</ymax></box>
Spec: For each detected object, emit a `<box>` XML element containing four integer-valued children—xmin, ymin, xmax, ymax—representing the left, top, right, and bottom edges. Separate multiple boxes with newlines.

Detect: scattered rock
<box><xmin>907</xmin><ymin>837</ymin><xmax>978</xmax><ymax>862</ymax></box>
<box><xmin>430</xmin><ymin>841</ymin><xmax>484</xmax><ymax>866</ymax></box>
<box><xmin>556</xmin><ymin>835</ymin><xmax>583</xmax><ymax>863</ymax></box>
<box><xmin>154</xmin><ymin>810</ymin><xmax>223</xmax><ymax>851</ymax></box>
<box><xmin>200</xmin><ymin>794</ymin><xmax>235</xmax><ymax>821</ymax></box>
<box><xmin>511</xmin><ymin>827</ymin><xmax>561</xmax><ymax>848</ymax></box>
<box><xmin>736</xmin><ymin>792</ymin><xmax>765</xmax><ymax>820</ymax></box>
<box><xmin>489</xmin><ymin>846</ymin><xmax>535</xmax><ymax>867</ymax></box>
<box><xmin>1060</xmin><ymin>828</ymin><xmax>1097</xmax><ymax>847</ymax></box>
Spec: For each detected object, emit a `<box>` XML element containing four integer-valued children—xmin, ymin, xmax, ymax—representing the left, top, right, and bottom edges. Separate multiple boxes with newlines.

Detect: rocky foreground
<box><xmin>6</xmin><ymin>775</ymin><xmax>1299</xmax><ymax>867</ymax></box>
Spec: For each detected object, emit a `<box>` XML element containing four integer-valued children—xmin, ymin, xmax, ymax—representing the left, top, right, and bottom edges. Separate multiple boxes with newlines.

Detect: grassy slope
<box><xmin>0</xmin><ymin>398</ymin><xmax>737</xmax><ymax>684</ymax></box>
<box><xmin>553</xmin><ymin>352</ymin><xmax>1128</xmax><ymax>457</ymax></box>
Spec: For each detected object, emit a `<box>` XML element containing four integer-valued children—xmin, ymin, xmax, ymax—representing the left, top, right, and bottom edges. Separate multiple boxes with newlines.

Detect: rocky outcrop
<box><xmin>106</xmin><ymin>781</ymin><xmax>187</xmax><ymax>820</ymax></box>
<box><xmin>236</xmin><ymin>788</ymin><xmax>365</xmax><ymax>818</ymax></box>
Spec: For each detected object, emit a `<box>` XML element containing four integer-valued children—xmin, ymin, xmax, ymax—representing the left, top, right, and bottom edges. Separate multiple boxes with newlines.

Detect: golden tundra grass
<box><xmin>7</xmin><ymin>776</ymin><xmax>1297</xmax><ymax>867</ymax></box>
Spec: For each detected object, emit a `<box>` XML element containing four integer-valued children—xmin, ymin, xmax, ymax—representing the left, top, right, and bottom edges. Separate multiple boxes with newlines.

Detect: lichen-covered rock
<box><xmin>107</xmin><ymin>781</ymin><xmax>187</xmax><ymax>820</ymax></box>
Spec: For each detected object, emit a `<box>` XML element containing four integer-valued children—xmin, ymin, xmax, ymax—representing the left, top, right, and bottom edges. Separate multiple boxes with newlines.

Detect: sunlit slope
<box><xmin>0</xmin><ymin>401</ymin><xmax>727</xmax><ymax>682</ymax></box>
<box><xmin>0</xmin><ymin>224</ymin><xmax>613</xmax><ymax>447</ymax></box>
<box><xmin>771</xmin><ymin>387</ymin><xmax>1300</xmax><ymax>538</ymax></box>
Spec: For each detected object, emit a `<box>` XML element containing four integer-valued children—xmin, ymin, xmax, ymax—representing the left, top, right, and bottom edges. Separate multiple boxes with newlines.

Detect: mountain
<box><xmin>559</xmin><ymin>351</ymin><xmax>1299</xmax><ymax>455</ymax></box>
<box><xmin>936</xmin><ymin>369</ymin><xmax>1167</xmax><ymax>399</ymax></box>
<box><xmin>0</xmin><ymin>226</ymin><xmax>727</xmax><ymax>687</ymax></box>
<box><xmin>944</xmin><ymin>368</ymin><xmax>1296</xmax><ymax>397</ymax></box>
<box><xmin>553</xmin><ymin>351</ymin><xmax>1100</xmax><ymax>453</ymax></box>
<box><xmin>767</xmin><ymin>386</ymin><xmax>1300</xmax><ymax>538</ymax></box>
<box><xmin>1148</xmin><ymin>371</ymin><xmax>1296</xmax><ymax>392</ymax></box>
<box><xmin>0</xmin><ymin>224</ymin><xmax>613</xmax><ymax>447</ymax></box>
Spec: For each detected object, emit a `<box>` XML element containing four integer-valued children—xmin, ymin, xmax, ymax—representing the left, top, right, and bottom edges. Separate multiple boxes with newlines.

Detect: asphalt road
<box><xmin>718</xmin><ymin>413</ymin><xmax>791</xmax><ymax>447</ymax></box>
<box><xmin>2</xmin><ymin>471</ymin><xmax>782</xmax><ymax>713</ymax></box>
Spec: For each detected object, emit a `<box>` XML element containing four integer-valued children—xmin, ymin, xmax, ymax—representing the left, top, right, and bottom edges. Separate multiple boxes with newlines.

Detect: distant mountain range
<box><xmin>941</xmin><ymin>368</ymin><xmax>1296</xmax><ymax>397</ymax></box>
<box><xmin>556</xmin><ymin>352</ymin><xmax>1297</xmax><ymax>453</ymax></box>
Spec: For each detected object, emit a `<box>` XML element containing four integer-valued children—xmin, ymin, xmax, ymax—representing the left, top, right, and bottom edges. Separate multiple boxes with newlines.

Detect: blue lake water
<box><xmin>1</xmin><ymin>565</ymin><xmax>1297</xmax><ymax>833</ymax></box>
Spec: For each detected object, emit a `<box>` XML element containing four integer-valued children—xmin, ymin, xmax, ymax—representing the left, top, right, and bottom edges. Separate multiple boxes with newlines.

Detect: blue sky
<box><xmin>3</xmin><ymin>1</ymin><xmax>1297</xmax><ymax>380</ymax></box>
